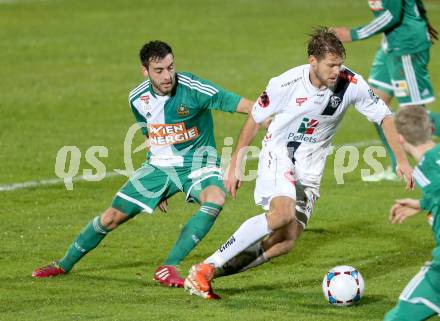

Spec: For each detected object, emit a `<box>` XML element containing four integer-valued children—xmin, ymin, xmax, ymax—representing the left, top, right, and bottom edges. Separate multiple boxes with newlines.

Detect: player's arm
<box><xmin>204</xmin><ymin>91</ymin><xmax>251</xmax><ymax>115</ymax></box>
<box><xmin>332</xmin><ymin>0</ymin><xmax>403</xmax><ymax>42</ymax></box>
<box><xmin>235</xmin><ymin>98</ymin><xmax>254</xmax><ymax>114</ymax></box>
<box><xmin>225</xmin><ymin>113</ymin><xmax>261</xmax><ymax>199</ymax></box>
<box><xmin>381</xmin><ymin>116</ymin><xmax>414</xmax><ymax>189</ymax></box>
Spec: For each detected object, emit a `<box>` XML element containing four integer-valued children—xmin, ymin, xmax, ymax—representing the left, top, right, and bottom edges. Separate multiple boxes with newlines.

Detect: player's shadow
<box><xmin>298</xmin><ymin>294</ymin><xmax>387</xmax><ymax>310</ymax></box>
<box><xmin>67</xmin><ymin>261</ymin><xmax>153</xmax><ymax>285</ymax></box>
<box><xmin>217</xmin><ymin>277</ymin><xmax>318</xmax><ymax>295</ymax></box>
<box><xmin>303</xmin><ymin>227</ymin><xmax>329</xmax><ymax>234</ymax></box>
<box><xmin>219</xmin><ymin>280</ymin><xmax>387</xmax><ymax>307</ymax></box>
<box><xmin>78</xmin><ymin>260</ymin><xmax>147</xmax><ymax>272</ymax></box>
<box><xmin>358</xmin><ymin>294</ymin><xmax>388</xmax><ymax>306</ymax></box>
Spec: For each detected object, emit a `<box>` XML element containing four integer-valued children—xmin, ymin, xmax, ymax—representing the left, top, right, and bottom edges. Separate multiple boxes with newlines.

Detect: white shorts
<box><xmin>254</xmin><ymin>150</ymin><xmax>319</xmax><ymax>228</ymax></box>
<box><xmin>254</xmin><ymin>150</ymin><xmax>297</xmax><ymax>208</ymax></box>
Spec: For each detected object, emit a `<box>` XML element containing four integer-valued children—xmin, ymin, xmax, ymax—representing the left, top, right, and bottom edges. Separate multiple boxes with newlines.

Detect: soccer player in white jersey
<box><xmin>184</xmin><ymin>27</ymin><xmax>415</xmax><ymax>299</ymax></box>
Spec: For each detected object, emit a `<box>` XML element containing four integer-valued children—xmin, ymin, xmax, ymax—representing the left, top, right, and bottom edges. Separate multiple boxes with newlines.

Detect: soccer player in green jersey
<box><xmin>383</xmin><ymin>106</ymin><xmax>440</xmax><ymax>320</ymax></box>
<box><xmin>332</xmin><ymin>0</ymin><xmax>440</xmax><ymax>182</ymax></box>
<box><xmin>32</xmin><ymin>41</ymin><xmax>254</xmax><ymax>287</ymax></box>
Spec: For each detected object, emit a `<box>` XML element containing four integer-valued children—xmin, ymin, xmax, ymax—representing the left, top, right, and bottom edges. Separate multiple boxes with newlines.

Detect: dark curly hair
<box><xmin>307</xmin><ymin>27</ymin><xmax>346</xmax><ymax>60</ymax></box>
<box><xmin>139</xmin><ymin>40</ymin><xmax>173</xmax><ymax>68</ymax></box>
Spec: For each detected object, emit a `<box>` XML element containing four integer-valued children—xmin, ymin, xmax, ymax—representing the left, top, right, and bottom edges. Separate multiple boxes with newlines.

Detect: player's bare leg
<box><xmin>263</xmin><ymin>219</ymin><xmax>303</xmax><ymax>259</ymax></box>
<box><xmin>185</xmin><ymin>196</ymin><xmax>295</xmax><ymax>298</ymax></box>
<box><xmin>215</xmin><ymin>216</ymin><xmax>303</xmax><ymax>278</ymax></box>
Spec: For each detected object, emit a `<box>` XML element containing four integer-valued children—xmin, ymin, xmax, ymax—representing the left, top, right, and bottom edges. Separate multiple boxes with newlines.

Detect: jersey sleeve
<box><xmin>351</xmin><ymin>0</ymin><xmax>403</xmax><ymax>41</ymax></box>
<box><xmin>186</xmin><ymin>74</ymin><xmax>241</xmax><ymax>113</ymax></box>
<box><xmin>420</xmin><ymin>195</ymin><xmax>433</xmax><ymax>212</ymax></box>
<box><xmin>202</xmin><ymin>88</ymin><xmax>241</xmax><ymax>113</ymax></box>
<box><xmin>251</xmin><ymin>78</ymin><xmax>285</xmax><ymax>124</ymax></box>
<box><xmin>129</xmin><ymin>98</ymin><xmax>148</xmax><ymax>136</ymax></box>
<box><xmin>352</xmin><ymin>76</ymin><xmax>392</xmax><ymax>124</ymax></box>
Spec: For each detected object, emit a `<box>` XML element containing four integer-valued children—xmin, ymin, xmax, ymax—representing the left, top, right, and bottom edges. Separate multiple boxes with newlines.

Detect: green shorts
<box><xmin>111</xmin><ymin>163</ymin><xmax>226</xmax><ymax>216</ymax></box>
<box><xmin>368</xmin><ymin>47</ymin><xmax>435</xmax><ymax>107</ymax></box>
<box><xmin>383</xmin><ymin>261</ymin><xmax>440</xmax><ymax>321</ymax></box>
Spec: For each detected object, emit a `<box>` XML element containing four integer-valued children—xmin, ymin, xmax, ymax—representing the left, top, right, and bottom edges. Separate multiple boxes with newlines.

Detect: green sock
<box><xmin>59</xmin><ymin>216</ymin><xmax>109</xmax><ymax>272</ymax></box>
<box><xmin>374</xmin><ymin>122</ymin><xmax>397</xmax><ymax>172</ymax></box>
<box><xmin>428</xmin><ymin>110</ymin><xmax>440</xmax><ymax>136</ymax></box>
<box><xmin>164</xmin><ymin>202</ymin><xmax>222</xmax><ymax>266</ymax></box>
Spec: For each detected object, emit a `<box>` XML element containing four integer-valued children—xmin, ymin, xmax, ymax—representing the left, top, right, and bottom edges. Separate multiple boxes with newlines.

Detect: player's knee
<box><xmin>201</xmin><ymin>189</ymin><xmax>226</xmax><ymax>206</ymax></box>
<box><xmin>100</xmin><ymin>207</ymin><xmax>129</xmax><ymax>230</ymax></box>
<box><xmin>269</xmin><ymin>207</ymin><xmax>295</xmax><ymax>229</ymax></box>
<box><xmin>207</xmin><ymin>194</ymin><xmax>225</xmax><ymax>206</ymax></box>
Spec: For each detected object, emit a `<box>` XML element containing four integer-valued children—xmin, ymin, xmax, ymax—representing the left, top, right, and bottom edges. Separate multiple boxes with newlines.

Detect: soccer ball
<box><xmin>322</xmin><ymin>265</ymin><xmax>364</xmax><ymax>306</ymax></box>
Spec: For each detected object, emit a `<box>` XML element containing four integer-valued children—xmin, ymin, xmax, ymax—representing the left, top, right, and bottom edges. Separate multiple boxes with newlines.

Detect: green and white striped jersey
<box><xmin>413</xmin><ymin>144</ymin><xmax>440</xmax><ymax>260</ymax></box>
<box><xmin>351</xmin><ymin>0</ymin><xmax>431</xmax><ymax>55</ymax></box>
<box><xmin>128</xmin><ymin>72</ymin><xmax>241</xmax><ymax>167</ymax></box>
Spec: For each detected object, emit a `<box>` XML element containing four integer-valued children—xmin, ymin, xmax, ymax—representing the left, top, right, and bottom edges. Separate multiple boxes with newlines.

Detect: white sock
<box><xmin>204</xmin><ymin>213</ymin><xmax>271</xmax><ymax>268</ymax></box>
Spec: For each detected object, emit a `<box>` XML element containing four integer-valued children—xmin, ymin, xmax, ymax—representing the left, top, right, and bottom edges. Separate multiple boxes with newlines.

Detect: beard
<box><xmin>327</xmin><ymin>81</ymin><xmax>337</xmax><ymax>92</ymax></box>
<box><xmin>151</xmin><ymin>76</ymin><xmax>175</xmax><ymax>95</ymax></box>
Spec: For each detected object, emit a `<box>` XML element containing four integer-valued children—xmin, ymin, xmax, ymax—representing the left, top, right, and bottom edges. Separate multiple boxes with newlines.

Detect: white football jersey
<box><xmin>252</xmin><ymin>64</ymin><xmax>391</xmax><ymax>188</ymax></box>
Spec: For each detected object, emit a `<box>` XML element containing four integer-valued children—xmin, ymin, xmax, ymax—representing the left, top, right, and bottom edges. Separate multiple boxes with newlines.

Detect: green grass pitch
<box><xmin>1</xmin><ymin>0</ymin><xmax>439</xmax><ymax>320</ymax></box>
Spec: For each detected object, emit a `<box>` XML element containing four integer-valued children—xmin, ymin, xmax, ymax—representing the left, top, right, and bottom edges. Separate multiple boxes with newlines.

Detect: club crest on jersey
<box><xmin>140</xmin><ymin>94</ymin><xmax>150</xmax><ymax>105</ymax></box>
<box><xmin>258</xmin><ymin>91</ymin><xmax>270</xmax><ymax>108</ymax></box>
<box><xmin>368</xmin><ymin>0</ymin><xmax>383</xmax><ymax>11</ymax></box>
<box><xmin>296</xmin><ymin>97</ymin><xmax>308</xmax><ymax>106</ymax></box>
<box><xmin>329</xmin><ymin>96</ymin><xmax>342</xmax><ymax>108</ymax></box>
<box><xmin>177</xmin><ymin>104</ymin><xmax>190</xmax><ymax>116</ymax></box>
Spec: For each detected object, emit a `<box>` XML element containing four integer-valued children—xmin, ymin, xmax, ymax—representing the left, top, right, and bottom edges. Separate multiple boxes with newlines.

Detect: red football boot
<box><xmin>32</xmin><ymin>260</ymin><xmax>65</xmax><ymax>278</ymax></box>
<box><xmin>153</xmin><ymin>265</ymin><xmax>185</xmax><ymax>288</ymax></box>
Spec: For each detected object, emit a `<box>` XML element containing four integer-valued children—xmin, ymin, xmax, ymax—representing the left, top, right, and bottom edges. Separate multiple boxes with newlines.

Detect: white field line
<box><xmin>0</xmin><ymin>172</ymin><xmax>121</xmax><ymax>192</ymax></box>
<box><xmin>0</xmin><ymin>139</ymin><xmax>382</xmax><ymax>192</ymax></box>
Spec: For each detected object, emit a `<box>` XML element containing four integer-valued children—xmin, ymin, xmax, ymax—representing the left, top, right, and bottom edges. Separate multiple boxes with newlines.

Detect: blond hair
<box><xmin>395</xmin><ymin>106</ymin><xmax>432</xmax><ymax>146</ymax></box>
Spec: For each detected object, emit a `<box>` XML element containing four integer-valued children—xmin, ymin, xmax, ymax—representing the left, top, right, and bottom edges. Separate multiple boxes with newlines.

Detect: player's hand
<box><xmin>396</xmin><ymin>162</ymin><xmax>415</xmax><ymax>190</ymax></box>
<box><xmin>330</xmin><ymin>27</ymin><xmax>352</xmax><ymax>43</ymax></box>
<box><xmin>428</xmin><ymin>21</ymin><xmax>438</xmax><ymax>44</ymax></box>
<box><xmin>158</xmin><ymin>199</ymin><xmax>168</xmax><ymax>213</ymax></box>
<box><xmin>389</xmin><ymin>198</ymin><xmax>421</xmax><ymax>224</ymax></box>
<box><xmin>224</xmin><ymin>161</ymin><xmax>242</xmax><ymax>199</ymax></box>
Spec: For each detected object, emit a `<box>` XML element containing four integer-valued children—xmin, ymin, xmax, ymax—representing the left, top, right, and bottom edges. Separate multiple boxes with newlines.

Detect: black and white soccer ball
<box><xmin>322</xmin><ymin>265</ymin><xmax>365</xmax><ymax>306</ymax></box>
